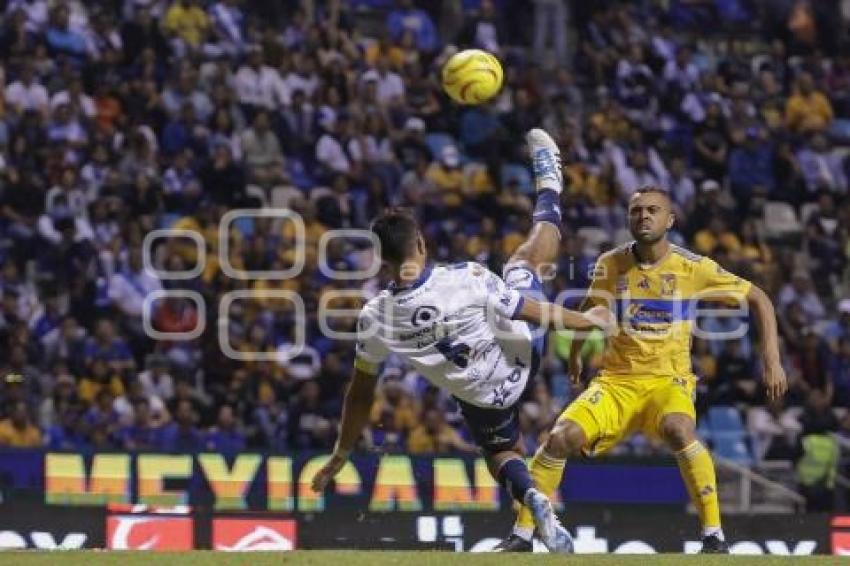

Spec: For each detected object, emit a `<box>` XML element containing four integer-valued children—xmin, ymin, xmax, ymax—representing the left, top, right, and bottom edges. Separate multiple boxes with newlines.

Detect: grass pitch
<box><xmin>0</xmin><ymin>552</ymin><xmax>837</xmax><ymax>566</ymax></box>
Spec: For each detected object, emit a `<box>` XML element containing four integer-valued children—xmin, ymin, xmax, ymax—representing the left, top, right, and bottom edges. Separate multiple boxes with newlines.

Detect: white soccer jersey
<box><xmin>355</xmin><ymin>262</ymin><xmax>539</xmax><ymax>408</ymax></box>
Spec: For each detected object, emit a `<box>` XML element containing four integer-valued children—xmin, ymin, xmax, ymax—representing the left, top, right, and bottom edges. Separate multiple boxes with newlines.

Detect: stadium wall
<box><xmin>0</xmin><ymin>449</ymin><xmax>846</xmax><ymax>554</ymax></box>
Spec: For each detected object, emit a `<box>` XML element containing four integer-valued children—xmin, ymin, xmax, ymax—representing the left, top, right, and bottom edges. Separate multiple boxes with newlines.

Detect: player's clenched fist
<box><xmin>311</xmin><ymin>453</ymin><xmax>348</xmax><ymax>492</ymax></box>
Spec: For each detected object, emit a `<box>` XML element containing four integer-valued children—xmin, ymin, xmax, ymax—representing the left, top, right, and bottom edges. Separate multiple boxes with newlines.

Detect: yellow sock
<box><xmin>675</xmin><ymin>441</ymin><xmax>721</xmax><ymax>530</ymax></box>
<box><xmin>516</xmin><ymin>447</ymin><xmax>567</xmax><ymax>531</ymax></box>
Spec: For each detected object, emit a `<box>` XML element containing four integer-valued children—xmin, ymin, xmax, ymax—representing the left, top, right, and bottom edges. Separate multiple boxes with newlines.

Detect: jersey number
<box><xmin>436</xmin><ymin>337</ymin><xmax>470</xmax><ymax>368</ymax></box>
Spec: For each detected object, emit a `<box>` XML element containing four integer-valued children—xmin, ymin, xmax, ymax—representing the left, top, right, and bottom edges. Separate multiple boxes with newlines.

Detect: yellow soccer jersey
<box><xmin>584</xmin><ymin>243</ymin><xmax>752</xmax><ymax>378</ymax></box>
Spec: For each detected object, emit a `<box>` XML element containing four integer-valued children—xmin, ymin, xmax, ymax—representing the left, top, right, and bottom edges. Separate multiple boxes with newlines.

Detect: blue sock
<box><xmin>497</xmin><ymin>458</ymin><xmax>535</xmax><ymax>503</ymax></box>
<box><xmin>532</xmin><ymin>189</ymin><xmax>562</xmax><ymax>227</ymax></box>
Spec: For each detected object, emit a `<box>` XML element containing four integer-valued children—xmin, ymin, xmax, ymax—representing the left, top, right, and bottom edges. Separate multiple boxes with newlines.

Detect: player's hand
<box><xmin>311</xmin><ymin>452</ymin><xmax>348</xmax><ymax>493</ymax></box>
<box><xmin>585</xmin><ymin>305</ymin><xmax>617</xmax><ymax>335</ymax></box>
<box><xmin>763</xmin><ymin>360</ymin><xmax>788</xmax><ymax>401</ymax></box>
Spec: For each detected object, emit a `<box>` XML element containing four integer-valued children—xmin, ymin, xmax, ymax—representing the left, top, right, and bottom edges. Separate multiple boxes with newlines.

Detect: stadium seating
<box><xmin>500</xmin><ymin>163</ymin><xmax>534</xmax><ymax>194</ymax></box>
<box><xmin>762</xmin><ymin>202</ymin><xmax>802</xmax><ymax>241</ymax></box>
<box><xmin>707</xmin><ymin>406</ymin><xmax>746</xmax><ymax>434</ymax></box>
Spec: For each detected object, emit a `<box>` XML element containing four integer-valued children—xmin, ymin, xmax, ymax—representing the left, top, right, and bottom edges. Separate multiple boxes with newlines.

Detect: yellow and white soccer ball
<box><xmin>441</xmin><ymin>49</ymin><xmax>503</xmax><ymax>105</ymax></box>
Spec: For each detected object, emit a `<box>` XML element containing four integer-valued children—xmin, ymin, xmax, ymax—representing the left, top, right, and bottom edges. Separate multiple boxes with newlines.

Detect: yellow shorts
<box><xmin>559</xmin><ymin>373</ymin><xmax>697</xmax><ymax>457</ymax></box>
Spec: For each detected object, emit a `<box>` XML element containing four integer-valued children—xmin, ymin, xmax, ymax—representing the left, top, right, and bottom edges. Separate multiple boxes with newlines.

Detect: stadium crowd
<box><xmin>0</xmin><ymin>0</ymin><xmax>848</xmax><ymax>491</ymax></box>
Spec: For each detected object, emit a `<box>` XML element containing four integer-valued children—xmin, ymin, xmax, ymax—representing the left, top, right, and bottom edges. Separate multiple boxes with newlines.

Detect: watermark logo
<box><xmin>140</xmin><ymin>208</ymin><xmax>752</xmax><ymax>362</ymax></box>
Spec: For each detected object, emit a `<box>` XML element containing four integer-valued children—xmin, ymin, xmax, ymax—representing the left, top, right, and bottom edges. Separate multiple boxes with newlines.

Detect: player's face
<box><xmin>628</xmin><ymin>192</ymin><xmax>674</xmax><ymax>244</ymax></box>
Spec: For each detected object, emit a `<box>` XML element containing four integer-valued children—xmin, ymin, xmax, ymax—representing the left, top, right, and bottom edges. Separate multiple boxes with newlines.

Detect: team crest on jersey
<box><xmin>661</xmin><ymin>274</ymin><xmax>677</xmax><ymax>296</ymax></box>
<box><xmin>637</xmin><ymin>275</ymin><xmax>651</xmax><ymax>290</ymax></box>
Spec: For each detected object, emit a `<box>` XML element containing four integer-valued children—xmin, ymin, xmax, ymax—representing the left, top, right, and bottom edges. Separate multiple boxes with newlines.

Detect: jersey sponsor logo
<box><xmin>832</xmin><ymin>516</ymin><xmax>850</xmax><ymax>555</ymax></box>
<box><xmin>411</xmin><ymin>306</ymin><xmax>440</xmax><ymax>327</ymax></box>
<box><xmin>637</xmin><ymin>275</ymin><xmax>651</xmax><ymax>290</ymax></box>
<box><xmin>625</xmin><ymin>303</ymin><xmax>673</xmax><ymax>325</ymax></box>
<box><xmin>213</xmin><ymin>519</ymin><xmax>297</xmax><ymax>552</ymax></box>
<box><xmin>0</xmin><ymin>531</ymin><xmax>88</xmax><ymax>550</ymax></box>
<box><xmin>106</xmin><ymin>516</ymin><xmax>194</xmax><ymax>550</ymax></box>
<box><xmin>622</xmin><ymin>301</ymin><xmax>682</xmax><ymax>335</ymax></box>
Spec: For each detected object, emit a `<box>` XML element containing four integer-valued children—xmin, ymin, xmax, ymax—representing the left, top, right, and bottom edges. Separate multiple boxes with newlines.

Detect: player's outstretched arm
<box><xmin>311</xmin><ymin>366</ymin><xmax>378</xmax><ymax>493</ymax></box>
<box><xmin>746</xmin><ymin>284</ymin><xmax>788</xmax><ymax>401</ymax></box>
<box><xmin>514</xmin><ymin>298</ymin><xmax>616</xmax><ymax>334</ymax></box>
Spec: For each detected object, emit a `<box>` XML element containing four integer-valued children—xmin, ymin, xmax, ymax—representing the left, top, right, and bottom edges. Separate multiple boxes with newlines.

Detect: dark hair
<box><xmin>632</xmin><ymin>185</ymin><xmax>672</xmax><ymax>204</ymax></box>
<box><xmin>370</xmin><ymin>208</ymin><xmax>420</xmax><ymax>265</ymax></box>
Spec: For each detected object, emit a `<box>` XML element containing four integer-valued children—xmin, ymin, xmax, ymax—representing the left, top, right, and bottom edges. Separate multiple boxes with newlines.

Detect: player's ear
<box><xmin>667</xmin><ymin>213</ymin><xmax>675</xmax><ymax>230</ymax></box>
<box><xmin>416</xmin><ymin>233</ymin><xmax>426</xmax><ymax>255</ymax></box>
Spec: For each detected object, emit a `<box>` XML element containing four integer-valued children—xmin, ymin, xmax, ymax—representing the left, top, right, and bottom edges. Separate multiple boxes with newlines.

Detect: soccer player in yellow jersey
<box><xmin>504</xmin><ymin>186</ymin><xmax>788</xmax><ymax>554</ymax></box>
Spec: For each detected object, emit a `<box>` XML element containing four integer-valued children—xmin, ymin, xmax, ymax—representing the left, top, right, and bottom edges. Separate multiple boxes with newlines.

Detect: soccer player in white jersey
<box><xmin>311</xmin><ymin>129</ymin><xmax>612</xmax><ymax>553</ymax></box>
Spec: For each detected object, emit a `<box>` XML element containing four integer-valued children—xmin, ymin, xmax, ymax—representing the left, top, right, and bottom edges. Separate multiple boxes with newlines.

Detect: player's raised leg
<box><xmin>660</xmin><ymin>412</ymin><xmax>728</xmax><ymax>554</ymax></box>
<box><xmin>505</xmin><ymin>128</ymin><xmax>563</xmax><ymax>276</ymax></box>
<box><xmin>494</xmin><ymin>127</ymin><xmax>572</xmax><ymax>552</ymax></box>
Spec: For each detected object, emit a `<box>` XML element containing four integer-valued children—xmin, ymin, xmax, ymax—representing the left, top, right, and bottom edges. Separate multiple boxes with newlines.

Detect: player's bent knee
<box><xmin>660</xmin><ymin>414</ymin><xmax>696</xmax><ymax>450</ymax></box>
<box><xmin>546</xmin><ymin>420</ymin><xmax>587</xmax><ymax>459</ymax></box>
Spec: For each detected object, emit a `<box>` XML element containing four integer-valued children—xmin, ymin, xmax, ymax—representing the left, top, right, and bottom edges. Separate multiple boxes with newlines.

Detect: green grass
<box><xmin>0</xmin><ymin>552</ymin><xmax>836</xmax><ymax>566</ymax></box>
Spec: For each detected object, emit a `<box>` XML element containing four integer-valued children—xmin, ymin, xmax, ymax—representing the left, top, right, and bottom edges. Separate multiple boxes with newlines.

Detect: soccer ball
<box><xmin>441</xmin><ymin>49</ymin><xmax>504</xmax><ymax>105</ymax></box>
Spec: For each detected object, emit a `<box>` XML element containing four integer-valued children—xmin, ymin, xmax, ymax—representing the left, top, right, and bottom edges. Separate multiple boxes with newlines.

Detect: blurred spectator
<box><xmin>117</xmin><ymin>397</ymin><xmax>160</xmax><ymax>451</ymax></box>
<box><xmin>796</xmin><ymin>133</ymin><xmax>847</xmax><ymax>194</ymax></box>
<box><xmin>728</xmin><ymin>127</ymin><xmax>775</xmax><ymax>209</ymax></box>
<box><xmin>205</xmin><ymin>404</ymin><xmax>245</xmax><ymax>452</ymax></box>
<box><xmin>208</xmin><ymin>0</ymin><xmax>245</xmax><ymax>57</ymax></box>
<box><xmin>0</xmin><ymin>0</ymin><xmax>847</xmax><ymax>464</ymax></box>
<box><xmin>0</xmin><ymin>400</ymin><xmax>42</xmax><ymax>447</ymax></box>
<box><xmin>234</xmin><ymin>45</ymin><xmax>282</xmax><ymax>114</ymax></box>
<box><xmin>159</xmin><ymin>398</ymin><xmax>202</xmax><ymax>451</ymax></box>
<box><xmin>44</xmin><ymin>403</ymin><xmax>86</xmax><ymax>449</ymax></box>
<box><xmin>241</xmin><ymin>110</ymin><xmax>285</xmax><ymax>188</ymax></box>
<box><xmin>778</xmin><ymin>270</ymin><xmax>825</xmax><ymax>320</ymax></box>
<box><xmin>386</xmin><ymin>0</ymin><xmax>438</xmax><ymax>54</ymax></box>
<box><xmin>458</xmin><ymin>0</ymin><xmax>505</xmax><ymax>54</ymax></box>
<box><xmin>408</xmin><ymin>408</ymin><xmax>476</xmax><ymax>455</ymax></box>
<box><xmin>83</xmin><ymin>319</ymin><xmax>134</xmax><ymax>376</ymax></box>
<box><xmin>199</xmin><ymin>140</ymin><xmax>251</xmax><ymax>207</ymax></box>
<box><xmin>5</xmin><ymin>62</ymin><xmax>48</xmax><ymax>117</ymax></box>
<box><xmin>786</xmin><ymin>72</ymin><xmax>833</xmax><ymax>134</ymax></box>
<box><xmin>78</xmin><ymin>357</ymin><xmax>124</xmax><ymax>405</ymax></box>
<box><xmin>716</xmin><ymin>340</ymin><xmax>759</xmax><ymax>405</ymax></box>
<box><xmin>38</xmin><ymin>367</ymin><xmax>77</xmax><ymax>429</ymax></box>
<box><xmin>162</xmin><ymin>0</ymin><xmax>209</xmax><ymax>55</ymax></box>
<box><xmin>138</xmin><ymin>354</ymin><xmax>174</xmax><ymax>403</ymax></box>
<box><xmin>288</xmin><ymin>380</ymin><xmax>334</xmax><ymax>450</ymax></box>
<box><xmin>108</xmin><ymin>247</ymin><xmax>162</xmax><ymax>328</ymax></box>
<box><xmin>532</xmin><ymin>0</ymin><xmax>568</xmax><ymax>65</ymax></box>
<box><xmin>796</xmin><ymin>390</ymin><xmax>839</xmax><ymax>511</ymax></box>
<box><xmin>747</xmin><ymin>397</ymin><xmax>801</xmax><ymax>461</ymax></box>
